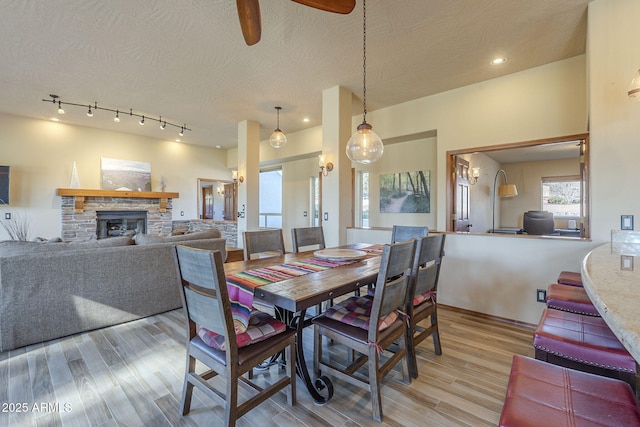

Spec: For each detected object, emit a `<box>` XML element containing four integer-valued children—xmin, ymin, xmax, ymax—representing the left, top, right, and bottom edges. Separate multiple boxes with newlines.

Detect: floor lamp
<box><xmin>491</xmin><ymin>169</ymin><xmax>518</xmax><ymax>232</ymax></box>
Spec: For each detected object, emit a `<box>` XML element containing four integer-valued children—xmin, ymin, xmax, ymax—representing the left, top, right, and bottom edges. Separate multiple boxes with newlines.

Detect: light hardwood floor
<box><xmin>0</xmin><ymin>307</ymin><xmax>534</xmax><ymax>427</ymax></box>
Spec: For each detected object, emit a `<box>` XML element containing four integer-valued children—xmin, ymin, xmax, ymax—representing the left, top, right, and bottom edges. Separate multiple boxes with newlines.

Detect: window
<box><xmin>310</xmin><ymin>175</ymin><xmax>320</xmax><ymax>226</ymax></box>
<box><xmin>259</xmin><ymin>169</ymin><xmax>282</xmax><ymax>228</ymax></box>
<box><xmin>542</xmin><ymin>176</ymin><xmax>581</xmax><ymax>218</ymax></box>
<box><xmin>359</xmin><ymin>171</ymin><xmax>370</xmax><ymax>227</ymax></box>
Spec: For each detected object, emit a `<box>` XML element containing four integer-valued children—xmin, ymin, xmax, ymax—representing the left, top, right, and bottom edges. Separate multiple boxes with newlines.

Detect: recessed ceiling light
<box><xmin>215</xmin><ymin>145</ymin><xmax>222</xmax><ymax>149</ymax></box>
<box><xmin>303</xmin><ymin>117</ymin><xmax>310</xmax><ymax>123</ymax></box>
<box><xmin>490</xmin><ymin>57</ymin><xmax>508</xmax><ymax>65</ymax></box>
<box><xmin>175</xmin><ymin>139</ymin><xmax>181</xmax><ymax>143</ymax></box>
<box><xmin>50</xmin><ymin>117</ymin><xmax>59</xmax><ymax>122</ymax></box>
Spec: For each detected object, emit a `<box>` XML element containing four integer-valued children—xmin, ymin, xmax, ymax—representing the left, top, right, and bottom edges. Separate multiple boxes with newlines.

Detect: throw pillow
<box><xmin>135</xmin><ymin>228</ymin><xmax>221</xmax><ymax>245</ymax></box>
<box><xmin>196</xmin><ymin>310</ymin><xmax>286</xmax><ymax>351</ymax></box>
<box><xmin>324</xmin><ymin>295</ymin><xmax>398</xmax><ymax>331</ymax></box>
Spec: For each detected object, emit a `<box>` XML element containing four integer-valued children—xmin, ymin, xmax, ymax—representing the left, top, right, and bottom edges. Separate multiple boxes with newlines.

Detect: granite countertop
<box><xmin>582</xmin><ymin>243</ymin><xmax>640</xmax><ymax>362</ymax></box>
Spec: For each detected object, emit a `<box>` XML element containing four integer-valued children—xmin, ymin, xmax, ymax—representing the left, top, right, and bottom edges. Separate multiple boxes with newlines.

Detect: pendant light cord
<box><xmin>362</xmin><ymin>0</ymin><xmax>367</xmax><ymax>124</ymax></box>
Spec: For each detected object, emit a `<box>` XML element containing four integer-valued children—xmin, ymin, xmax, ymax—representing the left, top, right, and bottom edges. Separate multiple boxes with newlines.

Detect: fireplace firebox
<box><xmin>96</xmin><ymin>210</ymin><xmax>147</xmax><ymax>239</ymax></box>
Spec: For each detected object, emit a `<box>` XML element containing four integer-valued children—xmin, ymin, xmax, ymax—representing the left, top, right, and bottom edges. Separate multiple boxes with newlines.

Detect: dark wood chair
<box><xmin>292</xmin><ymin>226</ymin><xmax>327</xmax><ymax>313</ymax></box>
<box><xmin>172</xmin><ymin>245</ymin><xmax>296</xmax><ymax>427</ymax></box>
<box><xmin>391</xmin><ymin>225</ymin><xmax>428</xmax><ymax>243</ymax></box>
<box><xmin>243</xmin><ymin>229</ymin><xmax>285</xmax><ymax>260</ymax></box>
<box><xmin>312</xmin><ymin>239</ymin><xmax>416</xmax><ymax>422</ymax></box>
<box><xmin>405</xmin><ymin>233</ymin><xmax>445</xmax><ymax>378</ymax></box>
<box><xmin>291</xmin><ymin>226</ymin><xmax>326</xmax><ymax>252</ymax></box>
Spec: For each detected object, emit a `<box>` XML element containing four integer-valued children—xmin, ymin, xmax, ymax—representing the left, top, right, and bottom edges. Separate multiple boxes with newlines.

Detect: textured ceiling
<box><xmin>0</xmin><ymin>0</ymin><xmax>590</xmax><ymax>149</ymax></box>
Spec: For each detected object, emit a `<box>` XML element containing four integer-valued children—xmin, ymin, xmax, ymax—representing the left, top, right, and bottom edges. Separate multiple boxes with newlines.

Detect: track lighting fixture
<box><xmin>43</xmin><ymin>94</ymin><xmax>191</xmax><ymax>137</ymax></box>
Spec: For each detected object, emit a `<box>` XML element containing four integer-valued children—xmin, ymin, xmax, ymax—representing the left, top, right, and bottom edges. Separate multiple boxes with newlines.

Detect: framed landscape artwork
<box><xmin>101</xmin><ymin>158</ymin><xmax>151</xmax><ymax>191</ymax></box>
<box><xmin>379</xmin><ymin>170</ymin><xmax>430</xmax><ymax>213</ymax></box>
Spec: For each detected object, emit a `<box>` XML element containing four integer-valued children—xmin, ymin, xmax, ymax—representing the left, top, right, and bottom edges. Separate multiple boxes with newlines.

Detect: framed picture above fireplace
<box><xmin>101</xmin><ymin>158</ymin><xmax>151</xmax><ymax>191</ymax></box>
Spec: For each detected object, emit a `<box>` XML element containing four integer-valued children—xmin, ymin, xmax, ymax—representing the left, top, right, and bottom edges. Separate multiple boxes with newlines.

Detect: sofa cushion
<box><xmin>134</xmin><ymin>229</ymin><xmax>221</xmax><ymax>245</ymax></box>
<box><xmin>0</xmin><ymin>236</ymin><xmax>134</xmax><ymax>257</ymax></box>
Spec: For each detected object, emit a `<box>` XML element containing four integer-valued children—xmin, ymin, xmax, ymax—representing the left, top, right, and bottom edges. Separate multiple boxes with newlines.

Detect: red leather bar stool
<box><xmin>533</xmin><ymin>308</ymin><xmax>637</xmax><ymax>390</ymax></box>
<box><xmin>557</xmin><ymin>270</ymin><xmax>583</xmax><ymax>287</ymax></box>
<box><xmin>499</xmin><ymin>355</ymin><xmax>640</xmax><ymax>427</ymax></box>
<box><xmin>546</xmin><ymin>283</ymin><xmax>600</xmax><ymax>316</ymax></box>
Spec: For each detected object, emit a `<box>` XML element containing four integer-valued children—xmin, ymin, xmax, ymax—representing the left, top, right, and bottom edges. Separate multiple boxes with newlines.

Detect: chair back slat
<box><xmin>391</xmin><ymin>225</ymin><xmax>428</xmax><ymax>243</ymax></box>
<box><xmin>243</xmin><ymin>229</ymin><xmax>285</xmax><ymax>260</ymax></box>
<box><xmin>370</xmin><ymin>240</ymin><xmax>416</xmax><ymax>338</ymax></box>
<box><xmin>291</xmin><ymin>226</ymin><xmax>326</xmax><ymax>253</ymax></box>
<box><xmin>410</xmin><ymin>234</ymin><xmax>445</xmax><ymax>302</ymax></box>
<box><xmin>183</xmin><ymin>287</ymin><xmax>226</xmax><ymax>335</ymax></box>
<box><xmin>174</xmin><ymin>245</ymin><xmax>234</xmax><ymax>344</ymax></box>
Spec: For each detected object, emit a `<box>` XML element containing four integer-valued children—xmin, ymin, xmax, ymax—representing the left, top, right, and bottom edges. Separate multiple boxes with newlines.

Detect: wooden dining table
<box><xmin>223</xmin><ymin>243</ymin><xmax>382</xmax><ymax>404</ymax></box>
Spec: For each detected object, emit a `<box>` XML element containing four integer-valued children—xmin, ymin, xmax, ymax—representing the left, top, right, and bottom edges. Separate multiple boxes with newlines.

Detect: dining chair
<box><xmin>243</xmin><ymin>229</ymin><xmax>285</xmax><ymax>260</ymax></box>
<box><xmin>172</xmin><ymin>245</ymin><xmax>296</xmax><ymax>427</ymax></box>
<box><xmin>405</xmin><ymin>233</ymin><xmax>446</xmax><ymax>378</ymax></box>
<box><xmin>312</xmin><ymin>239</ymin><xmax>416</xmax><ymax>422</ymax></box>
<box><xmin>391</xmin><ymin>225</ymin><xmax>428</xmax><ymax>243</ymax></box>
<box><xmin>291</xmin><ymin>226</ymin><xmax>326</xmax><ymax>252</ymax></box>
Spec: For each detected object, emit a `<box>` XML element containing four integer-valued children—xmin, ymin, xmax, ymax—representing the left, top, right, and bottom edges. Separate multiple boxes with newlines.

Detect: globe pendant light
<box><xmin>346</xmin><ymin>0</ymin><xmax>383</xmax><ymax>164</ymax></box>
<box><xmin>269</xmin><ymin>106</ymin><xmax>287</xmax><ymax>148</ymax></box>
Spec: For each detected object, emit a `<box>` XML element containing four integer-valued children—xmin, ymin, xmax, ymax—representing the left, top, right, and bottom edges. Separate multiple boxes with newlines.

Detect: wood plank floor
<box><xmin>0</xmin><ymin>307</ymin><xmax>534</xmax><ymax>427</ymax></box>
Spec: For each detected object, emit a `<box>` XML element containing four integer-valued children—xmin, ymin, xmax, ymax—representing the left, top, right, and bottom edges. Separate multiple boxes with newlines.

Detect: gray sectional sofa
<box><xmin>0</xmin><ymin>229</ymin><xmax>227</xmax><ymax>352</ymax></box>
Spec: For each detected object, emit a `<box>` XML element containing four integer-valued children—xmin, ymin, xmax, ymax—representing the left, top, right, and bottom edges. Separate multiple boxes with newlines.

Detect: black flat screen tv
<box><xmin>0</xmin><ymin>166</ymin><xmax>9</xmax><ymax>205</ymax></box>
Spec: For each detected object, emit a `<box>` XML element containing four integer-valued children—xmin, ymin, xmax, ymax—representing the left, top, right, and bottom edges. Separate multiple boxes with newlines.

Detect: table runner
<box><xmin>227</xmin><ymin>246</ymin><xmax>383</xmax><ymax>332</ymax></box>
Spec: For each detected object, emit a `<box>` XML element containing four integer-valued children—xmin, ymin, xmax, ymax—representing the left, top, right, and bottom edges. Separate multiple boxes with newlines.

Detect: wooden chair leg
<box><xmin>181</xmin><ymin>356</ymin><xmax>196</xmax><ymax>415</ymax></box>
<box><xmin>225</xmin><ymin>369</ymin><xmax>238</xmax><ymax>427</ymax></box>
<box><xmin>431</xmin><ymin>312</ymin><xmax>442</xmax><ymax>355</ymax></box>
<box><xmin>368</xmin><ymin>346</ymin><xmax>383</xmax><ymax>423</ymax></box>
<box><xmin>314</xmin><ymin>326</ymin><xmax>322</xmax><ymax>377</ymax></box>
<box><xmin>406</xmin><ymin>325</ymin><xmax>418</xmax><ymax>379</ymax></box>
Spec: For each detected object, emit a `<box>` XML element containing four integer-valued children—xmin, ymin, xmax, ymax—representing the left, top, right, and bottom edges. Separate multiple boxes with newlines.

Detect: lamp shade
<box><xmin>346</xmin><ymin>123</ymin><xmax>384</xmax><ymax>164</ymax></box>
<box><xmin>498</xmin><ymin>184</ymin><xmax>518</xmax><ymax>197</ymax></box>
<box><xmin>269</xmin><ymin>129</ymin><xmax>287</xmax><ymax>148</ymax></box>
<box><xmin>629</xmin><ymin>69</ymin><xmax>640</xmax><ymax>99</ymax></box>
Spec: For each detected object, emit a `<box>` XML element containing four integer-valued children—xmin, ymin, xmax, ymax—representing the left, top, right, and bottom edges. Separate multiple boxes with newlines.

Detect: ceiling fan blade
<box><xmin>236</xmin><ymin>0</ymin><xmax>261</xmax><ymax>45</ymax></box>
<box><xmin>291</xmin><ymin>0</ymin><xmax>355</xmax><ymax>14</ymax></box>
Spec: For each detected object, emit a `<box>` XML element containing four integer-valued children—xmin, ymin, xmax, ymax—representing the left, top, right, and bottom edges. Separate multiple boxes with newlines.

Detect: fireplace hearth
<box><xmin>97</xmin><ymin>210</ymin><xmax>147</xmax><ymax>239</ymax></box>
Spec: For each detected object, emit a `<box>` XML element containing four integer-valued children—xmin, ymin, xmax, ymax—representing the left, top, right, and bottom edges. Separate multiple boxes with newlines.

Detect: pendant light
<box><xmin>269</xmin><ymin>106</ymin><xmax>287</xmax><ymax>148</ymax></box>
<box><xmin>629</xmin><ymin>68</ymin><xmax>640</xmax><ymax>99</ymax></box>
<box><xmin>346</xmin><ymin>0</ymin><xmax>383</xmax><ymax>164</ymax></box>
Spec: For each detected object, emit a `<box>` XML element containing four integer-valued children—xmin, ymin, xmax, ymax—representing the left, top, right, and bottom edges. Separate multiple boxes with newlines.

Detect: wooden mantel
<box><xmin>56</xmin><ymin>188</ymin><xmax>179</xmax><ymax>213</ymax></box>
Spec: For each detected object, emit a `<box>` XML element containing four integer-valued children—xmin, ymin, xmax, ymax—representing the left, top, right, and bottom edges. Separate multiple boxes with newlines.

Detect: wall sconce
<box><xmin>232</xmin><ymin>170</ymin><xmax>244</xmax><ymax>184</ymax></box>
<box><xmin>319</xmin><ymin>155</ymin><xmax>334</xmax><ymax>177</ymax></box>
<box><xmin>629</xmin><ymin>68</ymin><xmax>640</xmax><ymax>99</ymax></box>
<box><xmin>217</xmin><ymin>186</ymin><xmax>225</xmax><ymax>196</ymax></box>
<box><xmin>469</xmin><ymin>167</ymin><xmax>480</xmax><ymax>185</ymax></box>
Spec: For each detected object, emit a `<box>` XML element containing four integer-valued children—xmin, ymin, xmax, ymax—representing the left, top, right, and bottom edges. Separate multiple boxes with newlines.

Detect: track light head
<box><xmin>161</xmin><ymin>121</ymin><xmax>166</xmax><ymax>130</ymax></box>
<box><xmin>114</xmin><ymin>110</ymin><xmax>120</xmax><ymax>122</ymax></box>
<box><xmin>57</xmin><ymin>101</ymin><xmax>65</xmax><ymax>115</ymax></box>
<box><xmin>139</xmin><ymin>116</ymin><xmax>145</xmax><ymax>126</ymax></box>
<box><xmin>179</xmin><ymin>126</ymin><xmax>184</xmax><ymax>137</ymax></box>
<box><xmin>87</xmin><ymin>106</ymin><xmax>93</xmax><ymax>117</ymax></box>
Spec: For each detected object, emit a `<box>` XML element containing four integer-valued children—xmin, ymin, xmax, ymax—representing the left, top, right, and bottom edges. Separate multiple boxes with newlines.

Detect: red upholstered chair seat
<box><xmin>534</xmin><ymin>309</ymin><xmax>636</xmax><ymax>373</ymax></box>
<box><xmin>546</xmin><ymin>283</ymin><xmax>599</xmax><ymax>316</ymax></box>
<box><xmin>499</xmin><ymin>355</ymin><xmax>640</xmax><ymax>427</ymax></box>
<box><xmin>557</xmin><ymin>270</ymin><xmax>583</xmax><ymax>287</ymax></box>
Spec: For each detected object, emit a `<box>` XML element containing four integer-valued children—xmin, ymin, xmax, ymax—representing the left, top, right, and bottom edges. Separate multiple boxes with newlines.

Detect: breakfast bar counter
<box><xmin>582</xmin><ymin>243</ymin><xmax>640</xmax><ymax>362</ymax></box>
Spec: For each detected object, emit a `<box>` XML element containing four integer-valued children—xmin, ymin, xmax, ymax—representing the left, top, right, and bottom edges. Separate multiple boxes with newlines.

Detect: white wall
<box><xmin>588</xmin><ymin>0</ymin><xmax>640</xmax><ymax>243</ymax></box>
<box><xmin>0</xmin><ymin>114</ymin><xmax>229</xmax><ymax>239</ymax></box>
<box><xmin>355</xmin><ymin>137</ymin><xmax>437</xmax><ymax>229</ymax></box>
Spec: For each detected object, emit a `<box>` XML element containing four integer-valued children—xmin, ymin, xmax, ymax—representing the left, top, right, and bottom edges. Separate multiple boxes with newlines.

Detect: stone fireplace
<box><xmin>96</xmin><ymin>210</ymin><xmax>147</xmax><ymax>239</ymax></box>
<box><xmin>57</xmin><ymin>189</ymin><xmax>178</xmax><ymax>242</ymax></box>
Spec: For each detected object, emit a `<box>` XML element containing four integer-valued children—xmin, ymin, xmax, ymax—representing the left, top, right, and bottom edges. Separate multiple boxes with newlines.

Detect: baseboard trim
<box><xmin>439</xmin><ymin>304</ymin><xmax>537</xmax><ymax>330</ymax></box>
